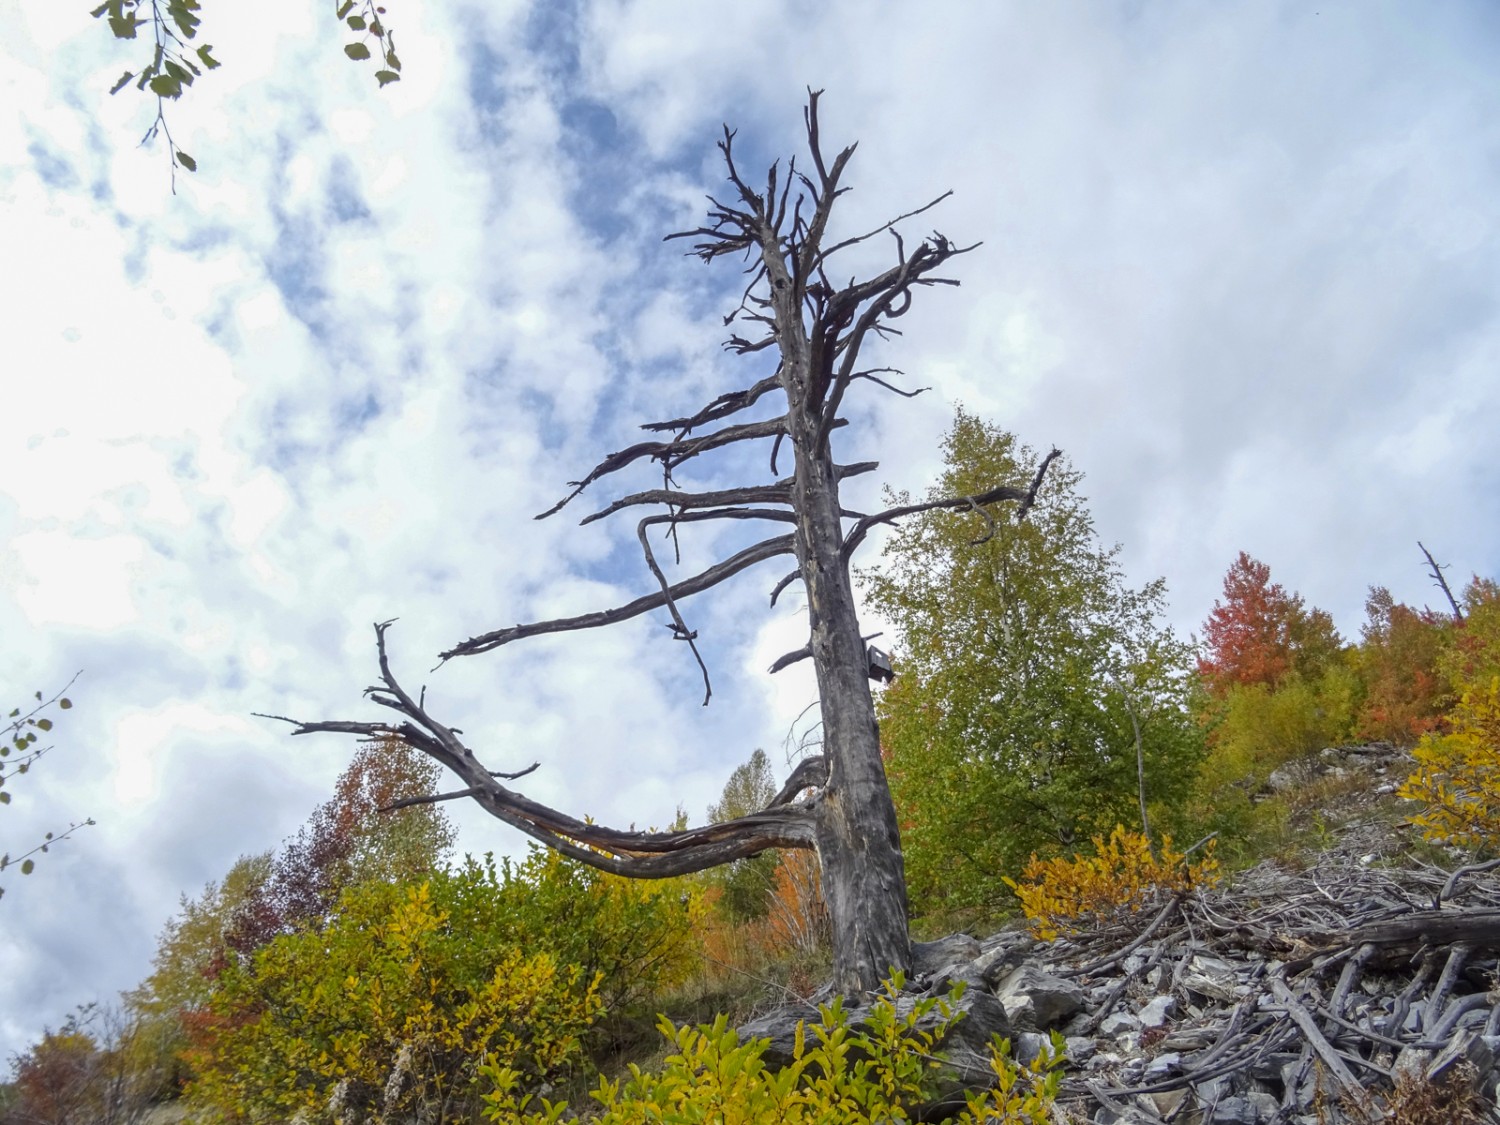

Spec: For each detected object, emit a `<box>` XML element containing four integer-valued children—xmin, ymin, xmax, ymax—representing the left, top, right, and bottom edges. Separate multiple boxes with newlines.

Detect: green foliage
<box><xmin>705</xmin><ymin>748</ymin><xmax>780</xmax><ymax>923</ymax></box>
<box><xmin>1</xmin><ymin>682</ymin><xmax>93</xmax><ymax>901</ymax></box>
<box><xmin>177</xmin><ymin>846</ymin><xmax>700</xmax><ymax>1122</ymax></box>
<box><xmin>89</xmin><ymin>0</ymin><xmax>401</xmax><ymax>180</ymax></box>
<box><xmin>862</xmin><ymin>411</ymin><xmax>1204</xmax><ymax>919</ymax></box>
<box><xmin>451</xmin><ymin>847</ymin><xmax>703</xmax><ymax>1015</ymax></box>
<box><xmin>480</xmin><ymin>978</ymin><xmax>1064</xmax><ymax>1125</ymax></box>
<box><xmin>187</xmin><ymin>881</ymin><xmax>602</xmax><ymax>1124</ymax></box>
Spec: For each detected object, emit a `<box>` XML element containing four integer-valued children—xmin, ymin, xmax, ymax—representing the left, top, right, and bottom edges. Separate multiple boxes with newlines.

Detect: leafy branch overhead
<box><xmin>90</xmin><ymin>0</ymin><xmax>401</xmax><ymax>185</ymax></box>
<box><xmin>1</xmin><ymin>676</ymin><xmax>94</xmax><ymax>898</ymax></box>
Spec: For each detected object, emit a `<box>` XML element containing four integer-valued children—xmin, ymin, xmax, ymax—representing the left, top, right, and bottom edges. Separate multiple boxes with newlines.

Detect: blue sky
<box><xmin>2</xmin><ymin>0</ymin><xmax>1499</xmax><ymax>1057</ymax></box>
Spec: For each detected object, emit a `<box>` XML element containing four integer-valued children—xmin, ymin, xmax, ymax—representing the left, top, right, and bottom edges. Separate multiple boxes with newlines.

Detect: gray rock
<box><xmin>1138</xmin><ymin>994</ymin><xmax>1175</xmax><ymax>1028</ymax></box>
<box><xmin>1064</xmin><ymin>1035</ymin><xmax>1098</xmax><ymax>1064</ymax></box>
<box><xmin>1145</xmin><ymin>1051</ymin><xmax>1182</xmax><ymax>1078</ymax></box>
<box><xmin>1015</xmin><ymin>1031</ymin><xmax>1050</xmax><ymax>1066</ymax></box>
<box><xmin>993</xmin><ymin>965</ymin><xmax>1087</xmax><ymax>1030</ymax></box>
<box><xmin>912</xmin><ymin>933</ymin><xmax>981</xmax><ymax>978</ymax></box>
<box><xmin>1097</xmin><ymin>1010</ymin><xmax>1140</xmax><ymax>1036</ymax></box>
<box><xmin>1210</xmin><ymin>1092</ymin><xmax>1279</xmax><ymax>1124</ymax></box>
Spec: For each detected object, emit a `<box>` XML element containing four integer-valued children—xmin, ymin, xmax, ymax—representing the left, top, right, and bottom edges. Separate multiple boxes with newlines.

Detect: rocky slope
<box><xmin>748</xmin><ymin>744</ymin><xmax>1500</xmax><ymax>1124</ymax></box>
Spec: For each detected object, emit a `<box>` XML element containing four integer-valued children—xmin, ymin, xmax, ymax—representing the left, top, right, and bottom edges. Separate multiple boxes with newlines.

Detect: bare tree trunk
<box><xmin>270</xmin><ymin>92</ymin><xmax>1056</xmax><ymax>999</ymax></box>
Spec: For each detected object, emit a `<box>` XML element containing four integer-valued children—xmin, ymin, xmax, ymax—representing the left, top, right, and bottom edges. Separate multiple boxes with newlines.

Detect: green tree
<box><xmin>861</xmin><ymin>411</ymin><xmax>1203</xmax><ymax>920</ymax></box>
<box><xmin>705</xmin><ymin>749</ymin><xmax>780</xmax><ymax>923</ymax></box>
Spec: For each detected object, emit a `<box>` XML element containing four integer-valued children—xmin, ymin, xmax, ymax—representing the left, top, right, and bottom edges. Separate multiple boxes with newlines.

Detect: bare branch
<box><xmin>768</xmin><ymin>754</ymin><xmax>828</xmax><ymax>807</ymax></box>
<box><xmin>441</xmin><ymin>535</ymin><xmax>795</xmax><ymax>659</ymax></box>
<box><xmin>580</xmin><ymin>483</ymin><xmax>791</xmax><ymax>526</ymax></box>
<box><xmin>270</xmin><ymin>624</ymin><xmax>817</xmax><ymax>880</ymax></box>
<box><xmin>1418</xmin><ymin>540</ymin><xmax>1464</xmax><ymax>623</ymax></box>
<box><xmin>842</xmin><ymin>481</ymin><xmax>1027</xmax><ymax>563</ymax></box>
<box><xmin>849</xmin><ymin>368</ymin><xmax>929</xmax><ymax>398</ymax></box>
<box><xmin>640</xmin><ymin>372</ymin><xmax>783</xmax><ymax>434</ymax></box>
<box><xmin>536</xmin><ymin>416</ymin><xmax>791</xmax><ymax>520</ymax></box>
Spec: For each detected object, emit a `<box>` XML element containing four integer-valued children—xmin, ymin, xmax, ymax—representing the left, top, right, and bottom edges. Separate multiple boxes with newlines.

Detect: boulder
<box><xmin>992</xmin><ymin>965</ymin><xmax>1086</xmax><ymax>1030</ymax></box>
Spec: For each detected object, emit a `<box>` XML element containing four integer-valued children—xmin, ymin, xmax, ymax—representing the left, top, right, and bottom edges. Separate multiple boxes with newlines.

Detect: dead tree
<box><xmin>267</xmin><ymin>91</ymin><xmax>1053</xmax><ymax>995</ymax></box>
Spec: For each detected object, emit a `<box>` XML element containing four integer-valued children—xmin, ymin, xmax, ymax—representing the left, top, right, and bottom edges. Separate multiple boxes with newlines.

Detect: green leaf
<box><xmin>109</xmin><ymin>71</ymin><xmax>134</xmax><ymax>94</ymax></box>
<box><xmin>149</xmin><ymin>75</ymin><xmax>182</xmax><ymax>98</ymax></box>
<box><xmin>0</xmin><ymin>791</ymin><xmax>9</xmax><ymax>805</ymax></box>
<box><xmin>369</xmin><ymin>19</ymin><xmax>383</xmax><ymax>38</ymax></box>
<box><xmin>59</xmin><ymin>699</ymin><xmax>71</xmax><ymax>709</ymax></box>
<box><xmin>336</xmin><ymin>0</ymin><xmax>356</xmax><ymax>17</ymax></box>
<box><xmin>374</xmin><ymin>69</ymin><xmax>400</xmax><ymax>88</ymax></box>
<box><xmin>108</xmin><ymin>12</ymin><xmax>139</xmax><ymax>39</ymax></box>
<box><xmin>36</xmin><ymin>719</ymin><xmax>51</xmax><ymax>732</ymax></box>
<box><xmin>346</xmin><ymin>14</ymin><xmax>366</xmax><ymax>30</ymax></box>
<box><xmin>8</xmin><ymin>708</ymin><xmax>18</xmax><ymax>718</ymax></box>
<box><xmin>90</xmin><ymin>2</ymin><xmax>110</xmax><ymax>17</ymax></box>
<box><xmin>165</xmin><ymin>59</ymin><xmax>195</xmax><ymax>86</ymax></box>
<box><xmin>386</xmin><ymin>45</ymin><xmax>401</xmax><ymax>71</ymax></box>
<box><xmin>176</xmin><ymin>151</ymin><xmax>197</xmax><ymax>172</ymax></box>
<box><xmin>196</xmin><ymin>44</ymin><xmax>220</xmax><ymax>69</ymax></box>
<box><xmin>344</xmin><ymin>42</ymin><xmax>372</xmax><ymax>60</ymax></box>
<box><xmin>21</xmin><ymin>859</ymin><xmax>34</xmax><ymax>875</ymax></box>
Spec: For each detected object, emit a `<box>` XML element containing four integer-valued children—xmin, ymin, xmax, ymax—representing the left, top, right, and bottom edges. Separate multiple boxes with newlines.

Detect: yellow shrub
<box><xmin>1003</xmin><ymin>826</ymin><xmax>1220</xmax><ymax>940</ymax></box>
<box><xmin>1400</xmin><ymin>676</ymin><xmax>1500</xmax><ymax>851</ymax></box>
<box><xmin>481</xmin><ymin>977</ymin><xmax>1063</xmax><ymax>1125</ymax></box>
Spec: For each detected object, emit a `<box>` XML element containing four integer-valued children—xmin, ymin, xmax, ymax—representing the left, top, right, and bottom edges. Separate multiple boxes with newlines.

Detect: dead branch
<box><xmin>273</xmin><ymin>623</ymin><xmax>815</xmax><ymax>879</ymax></box>
<box><xmin>1418</xmin><ymin>540</ymin><xmax>1464</xmax><ymax>623</ymax></box>
<box><xmin>441</xmin><ymin>534</ymin><xmax>795</xmax><ymax>660</ymax></box>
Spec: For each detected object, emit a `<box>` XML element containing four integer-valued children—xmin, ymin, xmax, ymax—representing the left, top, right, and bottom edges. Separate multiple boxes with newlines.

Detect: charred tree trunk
<box><xmin>268</xmin><ymin>92</ymin><xmax>1055</xmax><ymax>998</ymax></box>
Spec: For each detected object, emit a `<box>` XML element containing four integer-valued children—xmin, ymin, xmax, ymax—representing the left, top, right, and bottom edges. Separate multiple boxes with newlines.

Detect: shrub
<box><xmin>1400</xmin><ymin>675</ymin><xmax>1500</xmax><ymax>851</ymax></box>
<box><xmin>1003</xmin><ymin>826</ymin><xmax>1219</xmax><ymax>941</ymax></box>
<box><xmin>480</xmin><ymin>978</ymin><xmax>1064</xmax><ymax>1125</ymax></box>
<box><xmin>186</xmin><ymin>881</ymin><xmax>602</xmax><ymax>1124</ymax></box>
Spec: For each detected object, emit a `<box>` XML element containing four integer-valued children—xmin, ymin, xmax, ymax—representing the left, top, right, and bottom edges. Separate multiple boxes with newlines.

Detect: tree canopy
<box><xmin>862</xmin><ymin>411</ymin><xmax>1203</xmax><ymax>918</ymax></box>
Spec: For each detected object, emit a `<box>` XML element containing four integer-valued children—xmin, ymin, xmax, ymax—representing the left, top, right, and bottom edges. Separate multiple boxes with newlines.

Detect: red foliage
<box><xmin>1198</xmin><ymin>552</ymin><xmax>1341</xmax><ymax>695</ymax></box>
<box><xmin>1356</xmin><ymin>587</ymin><xmax>1450</xmax><ymax>745</ymax></box>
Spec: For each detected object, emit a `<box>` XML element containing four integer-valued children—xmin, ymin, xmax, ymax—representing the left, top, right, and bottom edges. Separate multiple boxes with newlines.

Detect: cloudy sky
<box><xmin>2</xmin><ymin>0</ymin><xmax>1498</xmax><ymax>1057</ymax></box>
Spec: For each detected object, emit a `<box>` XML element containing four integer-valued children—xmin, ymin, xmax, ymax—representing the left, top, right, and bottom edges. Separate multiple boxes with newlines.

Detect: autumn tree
<box><xmin>1197</xmin><ymin>552</ymin><xmax>1342</xmax><ymax>695</ymax></box>
<box><xmin>1355</xmin><ymin>587</ymin><xmax>1450</xmax><ymax>744</ymax></box>
<box><xmin>126</xmin><ymin>738</ymin><xmax>452</xmax><ymax>1086</ymax></box>
<box><xmin>3</xmin><ymin>1005</ymin><xmax>168</xmax><ymax>1125</ymax></box>
<box><xmin>861</xmin><ymin>412</ymin><xmax>1203</xmax><ymax>918</ymax></box>
<box><xmin>224</xmin><ymin>735</ymin><xmax>454</xmax><ymax>952</ymax></box>
<box><xmin>270</xmin><ymin>94</ymin><xmax>1056</xmax><ymax>993</ymax></box>
<box><xmin>1401</xmin><ymin>576</ymin><xmax>1500</xmax><ymax>849</ymax></box>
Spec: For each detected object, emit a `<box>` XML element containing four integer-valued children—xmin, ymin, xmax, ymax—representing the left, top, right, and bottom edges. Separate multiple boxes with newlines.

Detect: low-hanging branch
<box><xmin>265</xmin><ymin>622</ymin><xmax>815</xmax><ymax>880</ymax></box>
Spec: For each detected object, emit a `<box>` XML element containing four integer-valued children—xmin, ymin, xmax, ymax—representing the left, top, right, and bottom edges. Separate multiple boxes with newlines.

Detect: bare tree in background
<box><xmin>270</xmin><ymin>92</ymin><xmax>1052</xmax><ymax>994</ymax></box>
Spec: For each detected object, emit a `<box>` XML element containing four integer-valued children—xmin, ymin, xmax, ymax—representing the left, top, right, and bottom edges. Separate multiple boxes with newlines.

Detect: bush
<box><xmin>1003</xmin><ymin>826</ymin><xmax>1220</xmax><ymax>941</ymax></box>
<box><xmin>1400</xmin><ymin>675</ymin><xmax>1500</xmax><ymax>852</ymax></box>
<box><xmin>480</xmin><ymin>978</ymin><xmax>1064</xmax><ymax>1125</ymax></box>
<box><xmin>187</xmin><ymin>881</ymin><xmax>602</xmax><ymax>1124</ymax></box>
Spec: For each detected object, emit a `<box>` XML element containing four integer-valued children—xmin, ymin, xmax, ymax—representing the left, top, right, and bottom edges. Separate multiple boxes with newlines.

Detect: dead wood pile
<box><xmin>944</xmin><ymin>849</ymin><xmax>1500</xmax><ymax>1124</ymax></box>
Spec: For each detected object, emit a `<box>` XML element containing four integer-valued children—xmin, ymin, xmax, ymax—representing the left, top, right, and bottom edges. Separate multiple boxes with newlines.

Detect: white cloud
<box><xmin>2</xmin><ymin>0</ymin><xmax>1499</xmax><ymax>1061</ymax></box>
